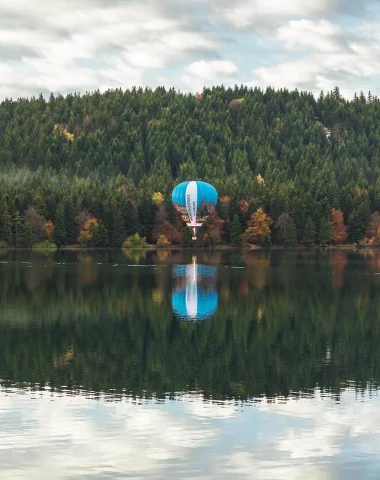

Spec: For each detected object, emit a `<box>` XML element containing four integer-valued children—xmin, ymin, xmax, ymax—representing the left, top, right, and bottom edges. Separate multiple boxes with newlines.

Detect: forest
<box><xmin>1</xmin><ymin>84</ymin><xmax>380</xmax><ymax>247</ymax></box>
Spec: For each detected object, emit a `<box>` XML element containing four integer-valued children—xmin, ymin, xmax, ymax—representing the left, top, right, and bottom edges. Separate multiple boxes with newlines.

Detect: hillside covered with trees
<box><xmin>1</xmin><ymin>85</ymin><xmax>380</xmax><ymax>247</ymax></box>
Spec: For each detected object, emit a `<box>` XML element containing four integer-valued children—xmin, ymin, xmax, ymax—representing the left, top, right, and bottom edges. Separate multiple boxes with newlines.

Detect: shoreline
<box><xmin>0</xmin><ymin>243</ymin><xmax>376</xmax><ymax>252</ymax></box>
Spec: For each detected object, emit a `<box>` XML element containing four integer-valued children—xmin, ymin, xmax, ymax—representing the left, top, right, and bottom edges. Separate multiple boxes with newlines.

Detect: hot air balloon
<box><xmin>172</xmin><ymin>256</ymin><xmax>218</xmax><ymax>321</ymax></box>
<box><xmin>171</xmin><ymin>181</ymin><xmax>218</xmax><ymax>239</ymax></box>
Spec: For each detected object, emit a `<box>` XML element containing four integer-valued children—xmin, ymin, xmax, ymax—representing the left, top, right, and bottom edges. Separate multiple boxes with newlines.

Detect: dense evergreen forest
<box><xmin>1</xmin><ymin>84</ymin><xmax>380</xmax><ymax>247</ymax></box>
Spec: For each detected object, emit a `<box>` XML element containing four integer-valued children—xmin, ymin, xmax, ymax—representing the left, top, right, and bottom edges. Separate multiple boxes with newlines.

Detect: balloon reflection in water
<box><xmin>172</xmin><ymin>256</ymin><xmax>218</xmax><ymax>321</ymax></box>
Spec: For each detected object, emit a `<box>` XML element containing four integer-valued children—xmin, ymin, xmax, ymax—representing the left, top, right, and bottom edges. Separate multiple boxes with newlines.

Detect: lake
<box><xmin>1</xmin><ymin>248</ymin><xmax>380</xmax><ymax>479</ymax></box>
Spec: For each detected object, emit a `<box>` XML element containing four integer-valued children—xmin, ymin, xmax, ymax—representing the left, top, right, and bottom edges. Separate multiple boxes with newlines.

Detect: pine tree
<box><xmin>284</xmin><ymin>222</ymin><xmax>297</xmax><ymax>246</ymax></box>
<box><xmin>304</xmin><ymin>217</ymin><xmax>316</xmax><ymax>246</ymax></box>
<box><xmin>0</xmin><ymin>195</ymin><xmax>13</xmax><ymax>245</ymax></box>
<box><xmin>182</xmin><ymin>226</ymin><xmax>193</xmax><ymax>246</ymax></box>
<box><xmin>12</xmin><ymin>210</ymin><xmax>25</xmax><ymax>247</ymax></box>
<box><xmin>348</xmin><ymin>200</ymin><xmax>370</xmax><ymax>243</ymax></box>
<box><xmin>54</xmin><ymin>203</ymin><xmax>67</xmax><ymax>246</ymax></box>
<box><xmin>262</xmin><ymin>233</ymin><xmax>272</xmax><ymax>247</ymax></box>
<box><xmin>109</xmin><ymin>201</ymin><xmax>126</xmax><ymax>246</ymax></box>
<box><xmin>122</xmin><ymin>200</ymin><xmax>140</xmax><ymax>237</ymax></box>
<box><xmin>319</xmin><ymin>217</ymin><xmax>333</xmax><ymax>244</ymax></box>
<box><xmin>138</xmin><ymin>200</ymin><xmax>156</xmax><ymax>241</ymax></box>
<box><xmin>65</xmin><ymin>200</ymin><xmax>76</xmax><ymax>244</ymax></box>
<box><xmin>231</xmin><ymin>214</ymin><xmax>242</xmax><ymax>245</ymax></box>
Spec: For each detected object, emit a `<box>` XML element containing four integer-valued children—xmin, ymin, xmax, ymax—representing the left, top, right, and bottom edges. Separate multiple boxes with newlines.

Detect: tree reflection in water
<box><xmin>0</xmin><ymin>248</ymin><xmax>379</xmax><ymax>401</ymax></box>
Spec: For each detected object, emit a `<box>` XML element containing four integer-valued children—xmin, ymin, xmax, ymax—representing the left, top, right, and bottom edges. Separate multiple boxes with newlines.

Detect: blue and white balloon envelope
<box><xmin>171</xmin><ymin>181</ymin><xmax>218</xmax><ymax>238</ymax></box>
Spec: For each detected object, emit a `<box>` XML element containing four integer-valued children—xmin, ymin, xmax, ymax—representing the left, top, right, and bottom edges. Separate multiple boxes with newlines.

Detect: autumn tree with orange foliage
<box><xmin>364</xmin><ymin>212</ymin><xmax>380</xmax><ymax>245</ymax></box>
<box><xmin>152</xmin><ymin>205</ymin><xmax>181</xmax><ymax>244</ymax></box>
<box><xmin>239</xmin><ymin>199</ymin><xmax>249</xmax><ymax>213</ymax></box>
<box><xmin>77</xmin><ymin>217</ymin><xmax>106</xmax><ymax>247</ymax></box>
<box><xmin>243</xmin><ymin>207</ymin><xmax>273</xmax><ymax>245</ymax></box>
<box><xmin>45</xmin><ymin>220</ymin><xmax>55</xmax><ymax>239</ymax></box>
<box><xmin>331</xmin><ymin>208</ymin><xmax>348</xmax><ymax>244</ymax></box>
<box><xmin>202</xmin><ymin>210</ymin><xmax>224</xmax><ymax>246</ymax></box>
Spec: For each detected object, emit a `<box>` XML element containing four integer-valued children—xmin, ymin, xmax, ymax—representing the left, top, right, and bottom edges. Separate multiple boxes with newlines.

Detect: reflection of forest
<box><xmin>1</xmin><ymin>249</ymin><xmax>380</xmax><ymax>400</ymax></box>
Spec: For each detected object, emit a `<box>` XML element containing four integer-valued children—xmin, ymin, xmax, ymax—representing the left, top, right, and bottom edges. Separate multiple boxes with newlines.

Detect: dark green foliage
<box><xmin>304</xmin><ymin>217</ymin><xmax>317</xmax><ymax>246</ymax></box>
<box><xmin>231</xmin><ymin>214</ymin><xmax>242</xmax><ymax>245</ymax></box>
<box><xmin>54</xmin><ymin>203</ymin><xmax>67</xmax><ymax>246</ymax></box>
<box><xmin>262</xmin><ymin>233</ymin><xmax>272</xmax><ymax>247</ymax></box>
<box><xmin>12</xmin><ymin>210</ymin><xmax>28</xmax><ymax>247</ymax></box>
<box><xmin>109</xmin><ymin>201</ymin><xmax>126</xmax><ymax>247</ymax></box>
<box><xmin>138</xmin><ymin>200</ymin><xmax>156</xmax><ymax>242</ymax></box>
<box><xmin>91</xmin><ymin>221</ymin><xmax>108</xmax><ymax>246</ymax></box>
<box><xmin>284</xmin><ymin>222</ymin><xmax>297</xmax><ymax>247</ymax></box>
<box><xmin>0</xmin><ymin>195</ymin><xmax>12</xmax><ymax>245</ymax></box>
<box><xmin>319</xmin><ymin>217</ymin><xmax>333</xmax><ymax>244</ymax></box>
<box><xmin>0</xmin><ymin>85</ymin><xmax>379</xmax><ymax>245</ymax></box>
<box><xmin>182</xmin><ymin>226</ymin><xmax>193</xmax><ymax>247</ymax></box>
<box><xmin>348</xmin><ymin>198</ymin><xmax>370</xmax><ymax>243</ymax></box>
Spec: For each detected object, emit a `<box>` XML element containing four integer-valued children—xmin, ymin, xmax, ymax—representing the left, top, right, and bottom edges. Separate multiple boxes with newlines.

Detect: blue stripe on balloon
<box><xmin>171</xmin><ymin>181</ymin><xmax>189</xmax><ymax>206</ymax></box>
<box><xmin>171</xmin><ymin>181</ymin><xmax>218</xmax><ymax>207</ymax></box>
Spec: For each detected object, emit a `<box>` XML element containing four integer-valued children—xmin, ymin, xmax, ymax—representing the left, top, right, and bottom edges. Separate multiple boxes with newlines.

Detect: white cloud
<box><xmin>185</xmin><ymin>59</ymin><xmax>237</xmax><ymax>80</ymax></box>
<box><xmin>252</xmin><ymin>19</ymin><xmax>380</xmax><ymax>98</ymax></box>
<box><xmin>124</xmin><ymin>33</ymin><xmax>218</xmax><ymax>69</ymax></box>
<box><xmin>277</xmin><ymin>20</ymin><xmax>347</xmax><ymax>53</ymax></box>
<box><xmin>218</xmin><ymin>0</ymin><xmax>331</xmax><ymax>29</ymax></box>
<box><xmin>0</xmin><ymin>1</ymin><xmax>221</xmax><ymax>99</ymax></box>
<box><xmin>254</xmin><ymin>59</ymin><xmax>323</xmax><ymax>91</ymax></box>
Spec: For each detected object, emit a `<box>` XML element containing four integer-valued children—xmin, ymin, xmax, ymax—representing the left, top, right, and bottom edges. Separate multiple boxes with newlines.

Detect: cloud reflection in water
<box><xmin>0</xmin><ymin>386</ymin><xmax>379</xmax><ymax>479</ymax></box>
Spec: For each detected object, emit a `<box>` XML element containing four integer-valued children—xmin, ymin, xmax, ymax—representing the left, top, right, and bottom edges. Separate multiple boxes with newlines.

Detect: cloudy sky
<box><xmin>0</xmin><ymin>0</ymin><xmax>380</xmax><ymax>101</ymax></box>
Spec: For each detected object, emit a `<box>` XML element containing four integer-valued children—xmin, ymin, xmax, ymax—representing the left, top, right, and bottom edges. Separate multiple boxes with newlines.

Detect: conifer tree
<box><xmin>12</xmin><ymin>210</ymin><xmax>25</xmax><ymax>247</ymax></box>
<box><xmin>0</xmin><ymin>196</ymin><xmax>12</xmax><ymax>245</ymax></box>
<box><xmin>284</xmin><ymin>222</ymin><xmax>297</xmax><ymax>247</ymax></box>
<box><xmin>319</xmin><ymin>217</ymin><xmax>333</xmax><ymax>244</ymax></box>
<box><xmin>54</xmin><ymin>203</ymin><xmax>67</xmax><ymax>246</ymax></box>
<box><xmin>304</xmin><ymin>217</ymin><xmax>316</xmax><ymax>246</ymax></box>
<box><xmin>231</xmin><ymin>214</ymin><xmax>242</xmax><ymax>245</ymax></box>
<box><xmin>182</xmin><ymin>226</ymin><xmax>193</xmax><ymax>247</ymax></box>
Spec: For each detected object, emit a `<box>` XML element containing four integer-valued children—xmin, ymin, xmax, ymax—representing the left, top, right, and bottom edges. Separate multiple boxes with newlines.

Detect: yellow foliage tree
<box><xmin>63</xmin><ymin>129</ymin><xmax>74</xmax><ymax>141</ymax></box>
<box><xmin>243</xmin><ymin>207</ymin><xmax>273</xmax><ymax>245</ymax></box>
<box><xmin>219</xmin><ymin>196</ymin><xmax>231</xmax><ymax>206</ymax></box>
<box><xmin>157</xmin><ymin>234</ymin><xmax>171</xmax><ymax>246</ymax></box>
<box><xmin>53</xmin><ymin>124</ymin><xmax>74</xmax><ymax>141</ymax></box>
<box><xmin>152</xmin><ymin>192</ymin><xmax>164</xmax><ymax>206</ymax></box>
<box><xmin>239</xmin><ymin>199</ymin><xmax>249</xmax><ymax>213</ymax></box>
<box><xmin>256</xmin><ymin>174</ymin><xmax>265</xmax><ymax>185</ymax></box>
<box><xmin>77</xmin><ymin>218</ymin><xmax>99</xmax><ymax>246</ymax></box>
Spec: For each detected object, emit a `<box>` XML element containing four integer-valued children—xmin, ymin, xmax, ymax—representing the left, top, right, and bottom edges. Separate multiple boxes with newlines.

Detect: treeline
<box><xmin>1</xmin><ymin>85</ymin><xmax>380</xmax><ymax>247</ymax></box>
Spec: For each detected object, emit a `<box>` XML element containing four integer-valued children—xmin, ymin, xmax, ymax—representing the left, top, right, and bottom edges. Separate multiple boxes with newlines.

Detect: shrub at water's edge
<box><xmin>32</xmin><ymin>240</ymin><xmax>58</xmax><ymax>251</ymax></box>
<box><xmin>122</xmin><ymin>233</ymin><xmax>148</xmax><ymax>249</ymax></box>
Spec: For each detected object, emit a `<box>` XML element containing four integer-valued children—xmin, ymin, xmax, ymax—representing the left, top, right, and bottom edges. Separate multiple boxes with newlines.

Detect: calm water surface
<box><xmin>1</xmin><ymin>248</ymin><xmax>380</xmax><ymax>479</ymax></box>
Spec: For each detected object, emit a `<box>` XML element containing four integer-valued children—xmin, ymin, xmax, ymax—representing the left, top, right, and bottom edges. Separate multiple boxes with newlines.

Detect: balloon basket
<box><xmin>187</xmin><ymin>223</ymin><xmax>202</xmax><ymax>242</ymax></box>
